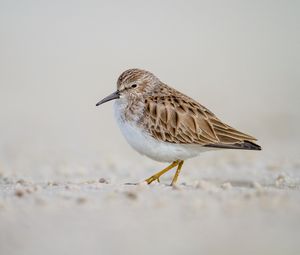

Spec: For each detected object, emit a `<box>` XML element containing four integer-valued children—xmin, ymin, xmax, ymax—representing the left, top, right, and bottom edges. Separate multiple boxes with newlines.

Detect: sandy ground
<box><xmin>1</xmin><ymin>146</ymin><xmax>300</xmax><ymax>255</ymax></box>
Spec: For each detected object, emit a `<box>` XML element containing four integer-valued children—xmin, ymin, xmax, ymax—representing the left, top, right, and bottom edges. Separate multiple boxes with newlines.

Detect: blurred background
<box><xmin>0</xmin><ymin>0</ymin><xmax>299</xmax><ymax>166</ymax></box>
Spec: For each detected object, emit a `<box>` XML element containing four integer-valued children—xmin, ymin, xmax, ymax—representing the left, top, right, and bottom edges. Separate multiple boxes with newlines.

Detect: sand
<box><xmin>1</xmin><ymin>147</ymin><xmax>300</xmax><ymax>255</ymax></box>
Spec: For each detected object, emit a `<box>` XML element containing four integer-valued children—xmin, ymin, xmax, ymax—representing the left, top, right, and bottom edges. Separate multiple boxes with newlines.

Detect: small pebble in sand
<box><xmin>65</xmin><ymin>184</ymin><xmax>80</xmax><ymax>191</ymax></box>
<box><xmin>16</xmin><ymin>179</ymin><xmax>26</xmax><ymax>185</ymax></box>
<box><xmin>99</xmin><ymin>178</ymin><xmax>108</xmax><ymax>184</ymax></box>
<box><xmin>15</xmin><ymin>189</ymin><xmax>25</xmax><ymax>197</ymax></box>
<box><xmin>76</xmin><ymin>197</ymin><xmax>87</xmax><ymax>204</ymax></box>
<box><xmin>194</xmin><ymin>180</ymin><xmax>217</xmax><ymax>192</ymax></box>
<box><xmin>25</xmin><ymin>187</ymin><xmax>34</xmax><ymax>194</ymax></box>
<box><xmin>47</xmin><ymin>181</ymin><xmax>59</xmax><ymax>186</ymax></box>
<box><xmin>1</xmin><ymin>177</ymin><xmax>10</xmax><ymax>184</ymax></box>
<box><xmin>14</xmin><ymin>184</ymin><xmax>38</xmax><ymax>197</ymax></box>
<box><xmin>221</xmin><ymin>182</ymin><xmax>232</xmax><ymax>190</ymax></box>
<box><xmin>35</xmin><ymin>185</ymin><xmax>42</xmax><ymax>192</ymax></box>
<box><xmin>275</xmin><ymin>175</ymin><xmax>286</xmax><ymax>187</ymax></box>
<box><xmin>124</xmin><ymin>191</ymin><xmax>138</xmax><ymax>200</ymax></box>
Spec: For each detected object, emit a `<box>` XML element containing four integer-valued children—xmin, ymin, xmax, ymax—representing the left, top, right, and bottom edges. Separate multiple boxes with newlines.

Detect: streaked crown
<box><xmin>116</xmin><ymin>69</ymin><xmax>160</xmax><ymax>93</ymax></box>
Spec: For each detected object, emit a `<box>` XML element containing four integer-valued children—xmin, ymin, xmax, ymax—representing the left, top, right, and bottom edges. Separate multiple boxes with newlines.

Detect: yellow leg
<box><xmin>145</xmin><ymin>161</ymin><xmax>179</xmax><ymax>184</ymax></box>
<box><xmin>171</xmin><ymin>160</ymin><xmax>184</xmax><ymax>186</ymax></box>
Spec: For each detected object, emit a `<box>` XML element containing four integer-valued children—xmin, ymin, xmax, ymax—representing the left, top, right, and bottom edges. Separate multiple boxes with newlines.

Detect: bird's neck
<box><xmin>114</xmin><ymin>97</ymin><xmax>145</xmax><ymax>123</ymax></box>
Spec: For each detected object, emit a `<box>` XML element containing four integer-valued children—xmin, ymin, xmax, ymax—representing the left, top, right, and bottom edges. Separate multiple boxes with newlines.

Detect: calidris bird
<box><xmin>96</xmin><ymin>69</ymin><xmax>261</xmax><ymax>185</ymax></box>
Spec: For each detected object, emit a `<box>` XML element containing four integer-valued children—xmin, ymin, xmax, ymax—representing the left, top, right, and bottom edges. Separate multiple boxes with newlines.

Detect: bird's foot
<box><xmin>144</xmin><ymin>161</ymin><xmax>180</xmax><ymax>185</ymax></box>
<box><xmin>145</xmin><ymin>174</ymin><xmax>160</xmax><ymax>184</ymax></box>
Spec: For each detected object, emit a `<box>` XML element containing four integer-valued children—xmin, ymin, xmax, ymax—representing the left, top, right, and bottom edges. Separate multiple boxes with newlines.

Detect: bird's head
<box><xmin>96</xmin><ymin>68</ymin><xmax>160</xmax><ymax>106</ymax></box>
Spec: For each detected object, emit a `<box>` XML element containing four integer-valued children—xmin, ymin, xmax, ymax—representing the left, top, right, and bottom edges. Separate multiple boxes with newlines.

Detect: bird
<box><xmin>96</xmin><ymin>68</ymin><xmax>261</xmax><ymax>185</ymax></box>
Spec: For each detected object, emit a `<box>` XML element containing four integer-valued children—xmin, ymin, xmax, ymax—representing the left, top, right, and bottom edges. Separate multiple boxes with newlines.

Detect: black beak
<box><xmin>96</xmin><ymin>91</ymin><xmax>120</xmax><ymax>106</ymax></box>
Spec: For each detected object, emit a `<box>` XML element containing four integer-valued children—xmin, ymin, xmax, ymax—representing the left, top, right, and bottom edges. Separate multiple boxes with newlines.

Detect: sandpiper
<box><xmin>96</xmin><ymin>69</ymin><xmax>261</xmax><ymax>185</ymax></box>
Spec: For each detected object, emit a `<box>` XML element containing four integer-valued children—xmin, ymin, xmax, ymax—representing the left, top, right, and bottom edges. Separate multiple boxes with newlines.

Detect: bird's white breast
<box><xmin>114</xmin><ymin>99</ymin><xmax>211</xmax><ymax>163</ymax></box>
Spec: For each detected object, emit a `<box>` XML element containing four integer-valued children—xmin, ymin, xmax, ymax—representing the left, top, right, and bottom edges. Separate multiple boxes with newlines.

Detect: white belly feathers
<box><xmin>114</xmin><ymin>99</ymin><xmax>209</xmax><ymax>162</ymax></box>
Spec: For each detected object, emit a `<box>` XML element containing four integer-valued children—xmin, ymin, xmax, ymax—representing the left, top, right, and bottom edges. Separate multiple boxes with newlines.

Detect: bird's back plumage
<box><xmin>140</xmin><ymin>83</ymin><xmax>261</xmax><ymax>151</ymax></box>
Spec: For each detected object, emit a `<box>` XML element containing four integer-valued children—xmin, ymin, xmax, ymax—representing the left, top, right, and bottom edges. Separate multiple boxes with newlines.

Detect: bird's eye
<box><xmin>131</xmin><ymin>84</ymin><xmax>137</xmax><ymax>88</ymax></box>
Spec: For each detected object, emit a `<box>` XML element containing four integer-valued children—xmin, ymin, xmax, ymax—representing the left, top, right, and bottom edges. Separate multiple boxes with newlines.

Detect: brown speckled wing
<box><xmin>142</xmin><ymin>85</ymin><xmax>257</xmax><ymax>147</ymax></box>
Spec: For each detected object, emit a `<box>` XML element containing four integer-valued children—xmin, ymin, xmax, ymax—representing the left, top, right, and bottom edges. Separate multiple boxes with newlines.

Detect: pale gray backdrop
<box><xmin>0</xmin><ymin>0</ymin><xmax>299</xmax><ymax>164</ymax></box>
